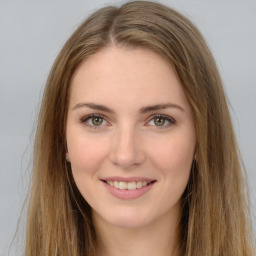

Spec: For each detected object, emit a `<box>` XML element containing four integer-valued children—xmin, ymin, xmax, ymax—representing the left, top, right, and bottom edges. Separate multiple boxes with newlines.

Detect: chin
<box><xmin>109</xmin><ymin>217</ymin><xmax>150</xmax><ymax>230</ymax></box>
<box><xmin>94</xmin><ymin>206</ymin><xmax>157</xmax><ymax>230</ymax></box>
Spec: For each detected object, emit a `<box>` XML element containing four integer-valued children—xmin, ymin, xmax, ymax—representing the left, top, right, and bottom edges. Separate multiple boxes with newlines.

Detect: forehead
<box><xmin>69</xmin><ymin>46</ymin><xmax>190</xmax><ymax>111</ymax></box>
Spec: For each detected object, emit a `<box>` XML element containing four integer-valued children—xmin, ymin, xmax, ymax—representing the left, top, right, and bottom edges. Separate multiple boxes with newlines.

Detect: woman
<box><xmin>24</xmin><ymin>1</ymin><xmax>255</xmax><ymax>255</ymax></box>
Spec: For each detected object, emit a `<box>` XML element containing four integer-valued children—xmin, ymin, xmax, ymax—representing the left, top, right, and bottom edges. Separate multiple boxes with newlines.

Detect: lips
<box><xmin>101</xmin><ymin>177</ymin><xmax>156</xmax><ymax>199</ymax></box>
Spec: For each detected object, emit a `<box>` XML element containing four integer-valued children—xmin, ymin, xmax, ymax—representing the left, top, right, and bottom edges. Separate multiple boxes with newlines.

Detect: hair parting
<box><xmin>21</xmin><ymin>1</ymin><xmax>255</xmax><ymax>255</ymax></box>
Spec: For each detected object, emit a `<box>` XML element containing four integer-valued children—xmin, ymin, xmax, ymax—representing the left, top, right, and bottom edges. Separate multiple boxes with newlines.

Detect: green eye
<box><xmin>92</xmin><ymin>116</ymin><xmax>104</xmax><ymax>126</ymax></box>
<box><xmin>81</xmin><ymin>114</ymin><xmax>107</xmax><ymax>128</ymax></box>
<box><xmin>154</xmin><ymin>117</ymin><xmax>166</xmax><ymax>126</ymax></box>
<box><xmin>147</xmin><ymin>115</ymin><xmax>175</xmax><ymax>128</ymax></box>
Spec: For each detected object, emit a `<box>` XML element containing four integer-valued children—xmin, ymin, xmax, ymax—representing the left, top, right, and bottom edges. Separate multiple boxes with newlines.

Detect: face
<box><xmin>66</xmin><ymin>46</ymin><xmax>196</xmax><ymax>229</ymax></box>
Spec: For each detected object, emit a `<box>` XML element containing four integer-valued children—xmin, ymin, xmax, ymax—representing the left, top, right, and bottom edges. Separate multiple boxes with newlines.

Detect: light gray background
<box><xmin>0</xmin><ymin>0</ymin><xmax>255</xmax><ymax>254</ymax></box>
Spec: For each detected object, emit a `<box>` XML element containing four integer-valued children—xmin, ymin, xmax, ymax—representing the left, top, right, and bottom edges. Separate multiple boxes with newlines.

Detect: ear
<box><xmin>66</xmin><ymin>152</ymin><xmax>70</xmax><ymax>162</ymax></box>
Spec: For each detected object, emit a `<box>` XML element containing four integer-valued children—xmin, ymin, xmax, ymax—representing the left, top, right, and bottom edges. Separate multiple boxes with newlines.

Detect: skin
<box><xmin>66</xmin><ymin>46</ymin><xmax>196</xmax><ymax>256</ymax></box>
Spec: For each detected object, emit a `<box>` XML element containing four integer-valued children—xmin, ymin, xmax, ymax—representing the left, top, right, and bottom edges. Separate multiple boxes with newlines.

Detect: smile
<box><xmin>102</xmin><ymin>178</ymin><xmax>156</xmax><ymax>200</ymax></box>
<box><xmin>106</xmin><ymin>180</ymin><xmax>151</xmax><ymax>190</ymax></box>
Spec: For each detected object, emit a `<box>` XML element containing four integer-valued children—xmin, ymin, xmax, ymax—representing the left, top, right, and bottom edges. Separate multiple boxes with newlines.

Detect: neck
<box><xmin>93</xmin><ymin>208</ymin><xmax>180</xmax><ymax>256</ymax></box>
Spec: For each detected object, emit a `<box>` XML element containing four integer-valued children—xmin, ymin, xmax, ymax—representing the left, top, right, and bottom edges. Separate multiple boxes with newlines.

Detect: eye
<box><xmin>80</xmin><ymin>114</ymin><xmax>109</xmax><ymax>129</ymax></box>
<box><xmin>147</xmin><ymin>115</ymin><xmax>175</xmax><ymax>128</ymax></box>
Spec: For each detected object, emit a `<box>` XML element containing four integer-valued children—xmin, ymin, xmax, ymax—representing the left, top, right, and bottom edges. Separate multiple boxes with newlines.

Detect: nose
<box><xmin>109</xmin><ymin>125</ymin><xmax>146</xmax><ymax>169</ymax></box>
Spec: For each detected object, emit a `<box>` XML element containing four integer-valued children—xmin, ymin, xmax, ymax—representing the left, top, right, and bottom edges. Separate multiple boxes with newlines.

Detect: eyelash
<box><xmin>79</xmin><ymin>114</ymin><xmax>176</xmax><ymax>129</ymax></box>
<box><xmin>146</xmin><ymin>114</ymin><xmax>176</xmax><ymax>128</ymax></box>
<box><xmin>80</xmin><ymin>114</ymin><xmax>109</xmax><ymax>129</ymax></box>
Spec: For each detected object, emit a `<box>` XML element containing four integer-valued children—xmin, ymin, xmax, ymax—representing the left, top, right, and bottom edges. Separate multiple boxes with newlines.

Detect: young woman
<box><xmin>24</xmin><ymin>1</ymin><xmax>255</xmax><ymax>255</ymax></box>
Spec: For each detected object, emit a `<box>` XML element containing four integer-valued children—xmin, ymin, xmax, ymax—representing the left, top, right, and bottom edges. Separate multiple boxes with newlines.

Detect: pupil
<box><xmin>92</xmin><ymin>117</ymin><xmax>103</xmax><ymax>125</ymax></box>
<box><xmin>155</xmin><ymin>117</ymin><xmax>165</xmax><ymax>126</ymax></box>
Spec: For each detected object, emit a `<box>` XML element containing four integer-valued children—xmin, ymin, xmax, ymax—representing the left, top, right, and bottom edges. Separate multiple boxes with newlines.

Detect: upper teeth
<box><xmin>106</xmin><ymin>181</ymin><xmax>149</xmax><ymax>190</ymax></box>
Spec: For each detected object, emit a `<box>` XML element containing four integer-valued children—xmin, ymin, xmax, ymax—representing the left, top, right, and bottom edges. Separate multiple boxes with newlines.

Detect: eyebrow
<box><xmin>72</xmin><ymin>103</ymin><xmax>185</xmax><ymax>113</ymax></box>
<box><xmin>72</xmin><ymin>103</ymin><xmax>115</xmax><ymax>113</ymax></box>
<box><xmin>139</xmin><ymin>103</ymin><xmax>184</xmax><ymax>113</ymax></box>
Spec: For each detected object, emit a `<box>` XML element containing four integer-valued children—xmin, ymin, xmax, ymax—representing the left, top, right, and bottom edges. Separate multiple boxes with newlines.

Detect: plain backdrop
<box><xmin>0</xmin><ymin>0</ymin><xmax>255</xmax><ymax>254</ymax></box>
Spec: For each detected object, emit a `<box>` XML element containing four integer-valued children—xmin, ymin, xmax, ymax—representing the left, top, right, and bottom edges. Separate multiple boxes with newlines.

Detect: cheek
<box><xmin>149</xmin><ymin>134</ymin><xmax>195</xmax><ymax>172</ymax></box>
<box><xmin>67</xmin><ymin>132</ymin><xmax>109</xmax><ymax>175</ymax></box>
<box><xmin>150</xmin><ymin>135</ymin><xmax>194</xmax><ymax>206</ymax></box>
<box><xmin>67</xmin><ymin>135</ymin><xmax>110</xmax><ymax>203</ymax></box>
<box><xmin>146</xmin><ymin>132</ymin><xmax>195</xmax><ymax>201</ymax></box>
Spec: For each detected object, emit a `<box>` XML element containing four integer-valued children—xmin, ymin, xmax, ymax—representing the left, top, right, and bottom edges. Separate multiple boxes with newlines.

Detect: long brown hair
<box><xmin>24</xmin><ymin>1</ymin><xmax>255</xmax><ymax>255</ymax></box>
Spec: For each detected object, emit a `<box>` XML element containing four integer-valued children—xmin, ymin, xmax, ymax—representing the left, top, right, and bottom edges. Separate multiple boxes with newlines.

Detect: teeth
<box><xmin>114</xmin><ymin>181</ymin><xmax>119</xmax><ymax>188</ymax></box>
<box><xmin>119</xmin><ymin>181</ymin><xmax>127</xmax><ymax>189</ymax></box>
<box><xmin>106</xmin><ymin>180</ymin><xmax>151</xmax><ymax>190</ymax></box>
<box><xmin>128</xmin><ymin>182</ymin><xmax>136</xmax><ymax>190</ymax></box>
<box><xmin>137</xmin><ymin>181</ymin><xmax>142</xmax><ymax>189</ymax></box>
